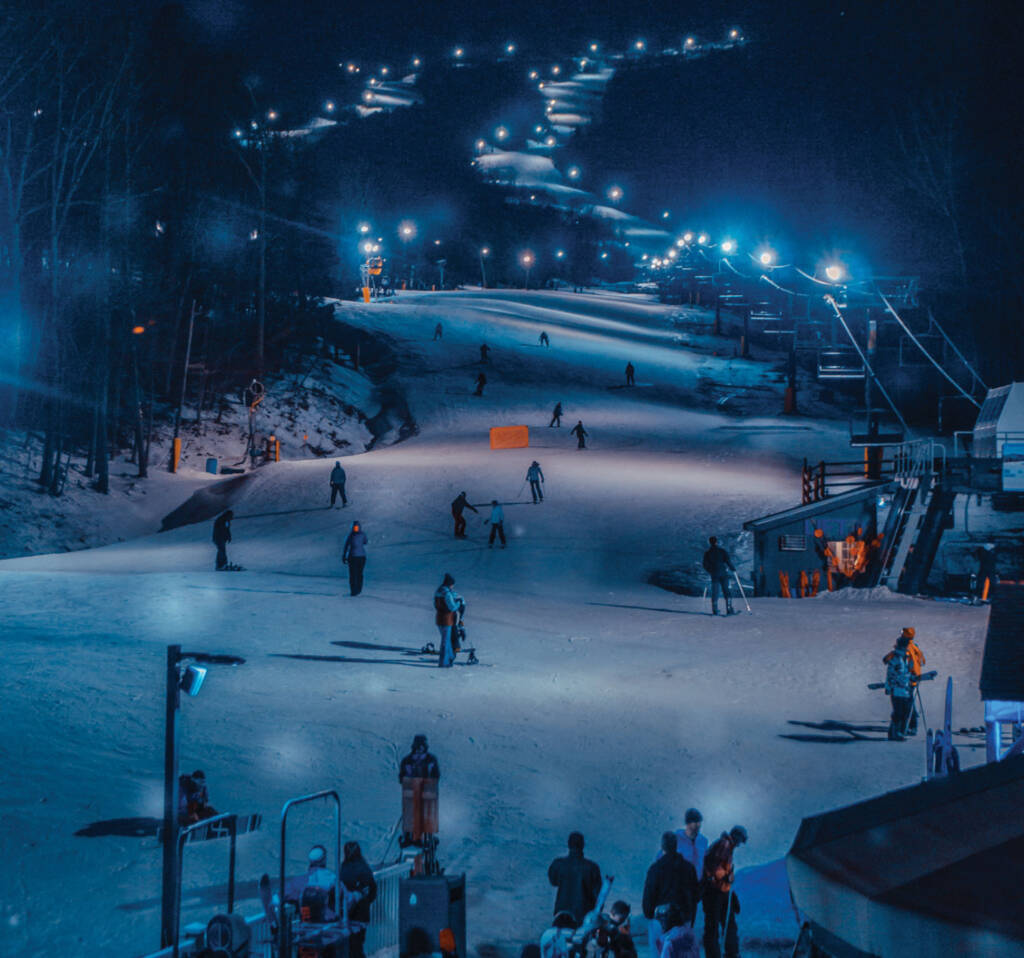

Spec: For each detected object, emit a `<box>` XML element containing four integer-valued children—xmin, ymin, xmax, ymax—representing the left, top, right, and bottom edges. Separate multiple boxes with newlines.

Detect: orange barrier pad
<box><xmin>489</xmin><ymin>425</ymin><xmax>529</xmax><ymax>449</ymax></box>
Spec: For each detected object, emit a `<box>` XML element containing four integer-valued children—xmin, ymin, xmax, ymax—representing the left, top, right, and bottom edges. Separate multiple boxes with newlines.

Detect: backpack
<box><xmin>300</xmin><ymin>883</ymin><xmax>329</xmax><ymax>923</ymax></box>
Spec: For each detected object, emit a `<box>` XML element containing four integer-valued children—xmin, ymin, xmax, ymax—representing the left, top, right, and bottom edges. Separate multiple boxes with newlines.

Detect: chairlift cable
<box><xmin>925</xmin><ymin>307</ymin><xmax>988</xmax><ymax>395</ymax></box>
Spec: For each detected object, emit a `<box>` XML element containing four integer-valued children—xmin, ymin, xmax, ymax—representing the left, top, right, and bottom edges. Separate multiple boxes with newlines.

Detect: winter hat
<box><xmin>443</xmin><ymin>573</ymin><xmax>455</xmax><ymax>587</ymax></box>
<box><xmin>729</xmin><ymin>825</ymin><xmax>748</xmax><ymax>845</ymax></box>
<box><xmin>492</xmin><ymin>500</ymin><xmax>498</xmax><ymax>506</ymax></box>
<box><xmin>412</xmin><ymin>734</ymin><xmax>428</xmax><ymax>750</ymax></box>
<box><xmin>567</xmin><ymin>831</ymin><xmax>585</xmax><ymax>851</ymax></box>
<box><xmin>684</xmin><ymin>808</ymin><xmax>703</xmax><ymax>825</ymax></box>
<box><xmin>308</xmin><ymin>844</ymin><xmax>327</xmax><ymax>866</ymax></box>
<box><xmin>901</xmin><ymin>627</ymin><xmax>915</xmax><ymax>639</ymax></box>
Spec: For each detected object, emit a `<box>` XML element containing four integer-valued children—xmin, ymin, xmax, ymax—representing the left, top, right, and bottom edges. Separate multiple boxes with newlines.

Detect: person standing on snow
<box><xmin>702</xmin><ymin>536</ymin><xmax>736</xmax><ymax>616</ymax></box>
<box><xmin>548</xmin><ymin>831</ymin><xmax>602</xmax><ymax>925</ymax></box>
<box><xmin>625</xmin><ymin>362</ymin><xmax>636</xmax><ymax>386</ymax></box>
<box><xmin>212</xmin><ymin>510</ymin><xmax>234</xmax><ymax>570</ymax></box>
<box><xmin>571</xmin><ymin>420</ymin><xmax>588</xmax><ymax>449</ymax></box>
<box><xmin>433</xmin><ymin>322</ymin><xmax>443</xmax><ymax>341</ymax></box>
<box><xmin>342</xmin><ymin>521</ymin><xmax>368</xmax><ymax>595</ymax></box>
<box><xmin>674</xmin><ymin>809</ymin><xmax>708</xmax><ymax>880</ymax></box>
<box><xmin>539</xmin><ymin>331</ymin><xmax>550</xmax><ymax>347</ymax></box>
<box><xmin>398</xmin><ymin>734</ymin><xmax>440</xmax><ymax>780</ymax></box>
<box><xmin>485</xmin><ymin>500</ymin><xmax>507</xmax><ymax>548</ymax></box>
<box><xmin>702</xmin><ymin>825</ymin><xmax>747</xmax><ymax>958</ymax></box>
<box><xmin>550</xmin><ymin>402</ymin><xmax>563</xmax><ymax>427</ymax></box>
<box><xmin>330</xmin><ymin>460</ymin><xmax>348</xmax><ymax>508</ymax></box>
<box><xmin>480</xmin><ymin>343</ymin><xmax>491</xmax><ymax>364</ymax></box>
<box><xmin>884</xmin><ymin>632</ymin><xmax>915</xmax><ymax>740</ymax></box>
<box><xmin>643</xmin><ymin>832</ymin><xmax>699</xmax><ymax>953</ymax></box>
<box><xmin>474</xmin><ymin>371</ymin><xmax>487</xmax><ymax>396</ymax></box>
<box><xmin>883</xmin><ymin>627</ymin><xmax>925</xmax><ymax>734</ymax></box>
<box><xmin>451</xmin><ymin>491</ymin><xmax>478</xmax><ymax>538</ymax></box>
<box><xmin>527</xmin><ymin>460</ymin><xmax>545</xmax><ymax>503</ymax></box>
<box><xmin>340</xmin><ymin>841</ymin><xmax>378</xmax><ymax>958</ymax></box>
<box><xmin>434</xmin><ymin>573</ymin><xmax>463</xmax><ymax>668</ymax></box>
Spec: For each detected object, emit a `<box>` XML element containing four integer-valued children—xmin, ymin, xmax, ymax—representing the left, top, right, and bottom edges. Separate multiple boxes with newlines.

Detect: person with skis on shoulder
<box><xmin>434</xmin><ymin>574</ymin><xmax>463</xmax><ymax>668</ymax></box>
<box><xmin>485</xmin><ymin>500</ymin><xmax>507</xmax><ymax>548</ymax></box>
<box><xmin>342</xmin><ymin>521</ymin><xmax>368</xmax><ymax>595</ymax></box>
<box><xmin>550</xmin><ymin>402</ymin><xmax>563</xmax><ymax>427</ymax></box>
<box><xmin>451</xmin><ymin>491</ymin><xmax>478</xmax><ymax>538</ymax></box>
<box><xmin>702</xmin><ymin>536</ymin><xmax>735</xmax><ymax>616</ymax></box>
<box><xmin>883</xmin><ymin>627</ymin><xmax>924</xmax><ymax>734</ymax></box>
<box><xmin>212</xmin><ymin>510</ymin><xmax>234</xmax><ymax>571</ymax></box>
<box><xmin>548</xmin><ymin>831</ymin><xmax>602</xmax><ymax>925</ymax></box>
<box><xmin>527</xmin><ymin>460</ymin><xmax>545</xmax><ymax>503</ymax></box>
<box><xmin>571</xmin><ymin>420</ymin><xmax>588</xmax><ymax>449</ymax></box>
<box><xmin>884</xmin><ymin>631</ymin><xmax>915</xmax><ymax>740</ymax></box>
<box><xmin>701</xmin><ymin>825</ymin><xmax>747</xmax><ymax>958</ymax></box>
<box><xmin>340</xmin><ymin>840</ymin><xmax>378</xmax><ymax>958</ymax></box>
<box><xmin>329</xmin><ymin>461</ymin><xmax>348</xmax><ymax>507</ymax></box>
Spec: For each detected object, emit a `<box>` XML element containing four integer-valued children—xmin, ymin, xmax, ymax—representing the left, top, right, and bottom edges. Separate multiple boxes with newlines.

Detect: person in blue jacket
<box><xmin>486</xmin><ymin>500</ymin><xmax>507</xmax><ymax>548</ymax></box>
<box><xmin>434</xmin><ymin>574</ymin><xmax>463</xmax><ymax>668</ymax></box>
<box><xmin>342</xmin><ymin>521</ymin><xmax>368</xmax><ymax>595</ymax></box>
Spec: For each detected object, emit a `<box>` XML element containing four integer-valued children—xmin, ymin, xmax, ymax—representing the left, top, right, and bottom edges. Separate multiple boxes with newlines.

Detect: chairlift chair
<box><xmin>817</xmin><ymin>347</ymin><xmax>865</xmax><ymax>381</ymax></box>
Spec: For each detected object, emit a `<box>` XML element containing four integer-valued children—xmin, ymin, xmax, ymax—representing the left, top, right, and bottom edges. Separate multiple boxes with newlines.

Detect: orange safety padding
<box><xmin>982</xmin><ymin>577</ymin><xmax>991</xmax><ymax>601</ymax></box>
<box><xmin>779</xmin><ymin>570</ymin><xmax>791</xmax><ymax>599</ymax></box>
<box><xmin>811</xmin><ymin>569</ymin><xmax>821</xmax><ymax>596</ymax></box>
<box><xmin>799</xmin><ymin>570</ymin><xmax>809</xmax><ymax>598</ymax></box>
<box><xmin>489</xmin><ymin>425</ymin><xmax>529</xmax><ymax>449</ymax></box>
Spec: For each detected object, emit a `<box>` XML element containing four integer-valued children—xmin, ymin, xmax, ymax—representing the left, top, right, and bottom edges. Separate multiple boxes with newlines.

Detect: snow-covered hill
<box><xmin>0</xmin><ymin>290</ymin><xmax>989</xmax><ymax>957</ymax></box>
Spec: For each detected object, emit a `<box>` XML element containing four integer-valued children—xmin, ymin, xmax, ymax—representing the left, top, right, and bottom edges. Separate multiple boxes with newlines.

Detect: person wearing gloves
<box><xmin>486</xmin><ymin>500</ymin><xmax>507</xmax><ymax>548</ymax></box>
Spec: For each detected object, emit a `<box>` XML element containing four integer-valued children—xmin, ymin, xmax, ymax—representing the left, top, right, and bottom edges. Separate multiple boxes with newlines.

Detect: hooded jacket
<box><xmin>343</xmin><ymin>528</ymin><xmax>368</xmax><ymax>559</ymax></box>
<box><xmin>330</xmin><ymin>464</ymin><xmax>346</xmax><ymax>485</ymax></box>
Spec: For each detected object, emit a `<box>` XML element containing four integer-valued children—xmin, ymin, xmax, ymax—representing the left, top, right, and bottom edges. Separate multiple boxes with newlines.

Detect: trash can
<box><xmin>206</xmin><ymin>458</ymin><xmax>218</xmax><ymax>475</ymax></box>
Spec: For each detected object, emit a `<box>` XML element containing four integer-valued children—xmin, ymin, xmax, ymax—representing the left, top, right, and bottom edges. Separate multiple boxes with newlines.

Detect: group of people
<box><xmin>543</xmin><ymin>813</ymin><xmax>749</xmax><ymax>958</ymax></box>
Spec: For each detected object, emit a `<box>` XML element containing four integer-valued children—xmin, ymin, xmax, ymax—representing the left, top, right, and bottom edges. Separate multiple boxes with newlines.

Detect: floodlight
<box><xmin>180</xmin><ymin>665</ymin><xmax>207</xmax><ymax>697</ymax></box>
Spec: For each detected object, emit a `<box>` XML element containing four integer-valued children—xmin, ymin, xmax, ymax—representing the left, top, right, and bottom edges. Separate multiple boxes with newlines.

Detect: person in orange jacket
<box><xmin>702</xmin><ymin>826</ymin><xmax>747</xmax><ymax>958</ymax></box>
<box><xmin>883</xmin><ymin>627</ymin><xmax>925</xmax><ymax>734</ymax></box>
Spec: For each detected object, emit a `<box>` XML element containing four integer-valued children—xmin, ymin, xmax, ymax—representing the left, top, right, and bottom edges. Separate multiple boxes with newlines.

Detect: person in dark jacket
<box><xmin>340</xmin><ymin>840</ymin><xmax>378</xmax><ymax>958</ymax></box>
<box><xmin>571</xmin><ymin>420</ymin><xmax>588</xmax><ymax>449</ymax></box>
<box><xmin>212</xmin><ymin>510</ymin><xmax>233</xmax><ymax>570</ymax></box>
<box><xmin>548</xmin><ymin>831</ymin><xmax>602</xmax><ymax>924</ymax></box>
<box><xmin>434</xmin><ymin>574</ymin><xmax>463</xmax><ymax>667</ymax></box>
<box><xmin>884</xmin><ymin>634</ymin><xmax>914</xmax><ymax>741</ymax></box>
<box><xmin>474</xmin><ymin>371</ymin><xmax>487</xmax><ymax>396</ymax></box>
<box><xmin>433</xmin><ymin>322</ymin><xmax>443</xmax><ymax>341</ymax></box>
<box><xmin>480</xmin><ymin>343</ymin><xmax>491</xmax><ymax>364</ymax></box>
<box><xmin>702</xmin><ymin>536</ymin><xmax>735</xmax><ymax>616</ymax></box>
<box><xmin>342</xmin><ymin>521</ymin><xmax>368</xmax><ymax>595</ymax></box>
<box><xmin>625</xmin><ymin>362</ymin><xmax>635</xmax><ymax>386</ymax></box>
<box><xmin>539</xmin><ymin>331</ymin><xmax>550</xmax><ymax>347</ymax></box>
<box><xmin>643</xmin><ymin>832</ymin><xmax>699</xmax><ymax>944</ymax></box>
<box><xmin>451</xmin><ymin>492</ymin><xmax>478</xmax><ymax>538</ymax></box>
<box><xmin>526</xmin><ymin>461</ymin><xmax>545</xmax><ymax>503</ymax></box>
<box><xmin>549</xmin><ymin>402</ymin><xmax>563</xmax><ymax>427</ymax></box>
<box><xmin>702</xmin><ymin>826</ymin><xmax>747</xmax><ymax>958</ymax></box>
<box><xmin>330</xmin><ymin>461</ymin><xmax>348</xmax><ymax>507</ymax></box>
<box><xmin>398</xmin><ymin>734</ymin><xmax>440</xmax><ymax>780</ymax></box>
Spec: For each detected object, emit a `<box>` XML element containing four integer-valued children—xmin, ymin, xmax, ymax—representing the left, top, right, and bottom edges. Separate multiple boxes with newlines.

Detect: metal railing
<box><xmin>366</xmin><ymin>861</ymin><xmax>411</xmax><ymax>956</ymax></box>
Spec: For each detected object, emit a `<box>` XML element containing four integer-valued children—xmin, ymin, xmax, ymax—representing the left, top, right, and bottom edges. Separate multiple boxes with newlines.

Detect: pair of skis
<box><xmin>702</xmin><ymin>571</ymin><xmax>753</xmax><ymax>614</ymax></box>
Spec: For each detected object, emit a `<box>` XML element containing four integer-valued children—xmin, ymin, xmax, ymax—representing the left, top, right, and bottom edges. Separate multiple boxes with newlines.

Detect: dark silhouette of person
<box><xmin>330</xmin><ymin>461</ymin><xmax>347</xmax><ymax>507</ymax></box>
<box><xmin>702</xmin><ymin>536</ymin><xmax>736</xmax><ymax>615</ymax></box>
<box><xmin>212</xmin><ymin>510</ymin><xmax>233</xmax><ymax>570</ymax></box>
<box><xmin>451</xmin><ymin>492</ymin><xmax>478</xmax><ymax>538</ymax></box>
<box><xmin>480</xmin><ymin>343</ymin><xmax>491</xmax><ymax>364</ymax></box>
<box><xmin>474</xmin><ymin>372</ymin><xmax>487</xmax><ymax>396</ymax></box>
<box><xmin>549</xmin><ymin>402</ymin><xmax>563</xmax><ymax>427</ymax></box>
<box><xmin>433</xmin><ymin>322</ymin><xmax>443</xmax><ymax>340</ymax></box>
<box><xmin>571</xmin><ymin>420</ymin><xmax>588</xmax><ymax>449</ymax></box>
<box><xmin>539</xmin><ymin>331</ymin><xmax>550</xmax><ymax>347</ymax></box>
<box><xmin>342</xmin><ymin>521</ymin><xmax>368</xmax><ymax>595</ymax></box>
<box><xmin>548</xmin><ymin>831</ymin><xmax>602</xmax><ymax>924</ymax></box>
<box><xmin>625</xmin><ymin>362</ymin><xmax>635</xmax><ymax>386</ymax></box>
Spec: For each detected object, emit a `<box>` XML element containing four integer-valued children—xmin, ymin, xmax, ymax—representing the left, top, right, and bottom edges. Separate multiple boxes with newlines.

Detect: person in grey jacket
<box><xmin>526</xmin><ymin>461</ymin><xmax>545</xmax><ymax>503</ymax></box>
<box><xmin>330</xmin><ymin>461</ymin><xmax>348</xmax><ymax>507</ymax></box>
<box><xmin>342</xmin><ymin>521</ymin><xmax>368</xmax><ymax>595</ymax></box>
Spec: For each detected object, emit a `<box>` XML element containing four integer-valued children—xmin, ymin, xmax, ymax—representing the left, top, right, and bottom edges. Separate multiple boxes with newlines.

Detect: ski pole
<box><xmin>915</xmin><ymin>683</ymin><xmax>927</xmax><ymax>730</ymax></box>
<box><xmin>733</xmin><ymin>570</ymin><xmax>752</xmax><ymax>614</ymax></box>
<box><xmin>722</xmin><ymin>889</ymin><xmax>735</xmax><ymax>953</ymax></box>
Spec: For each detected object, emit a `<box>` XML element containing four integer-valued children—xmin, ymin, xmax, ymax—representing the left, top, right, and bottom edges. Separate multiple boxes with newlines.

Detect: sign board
<box><xmin>1002</xmin><ymin>442</ymin><xmax>1024</xmax><ymax>492</ymax></box>
<box><xmin>489</xmin><ymin>425</ymin><xmax>529</xmax><ymax>450</ymax></box>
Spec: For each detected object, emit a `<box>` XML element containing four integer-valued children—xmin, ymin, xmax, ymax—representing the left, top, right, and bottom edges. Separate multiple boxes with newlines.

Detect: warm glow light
<box><xmin>600</xmin><ymin>251</ymin><xmax>608</xmax><ymax>259</ymax></box>
<box><xmin>551</xmin><ymin>64</ymin><xmax>561</xmax><ymax>75</ymax></box>
<box><xmin>324</xmin><ymin>101</ymin><xmax>335</xmax><ymax>112</ymax></box>
<box><xmin>481</xmin><ymin>247</ymin><xmax>490</xmax><ymax>256</ymax></box>
<box><xmin>759</xmin><ymin>249</ymin><xmax>775</xmax><ymax>266</ymax></box>
<box><xmin>475</xmin><ymin>139</ymin><xmax>486</xmax><ymax>151</ymax></box>
<box><xmin>567</xmin><ymin>166</ymin><xmax>581</xmax><ymax>179</ymax></box>
<box><xmin>589</xmin><ymin>43</ymin><xmax>599</xmax><ymax>53</ymax></box>
<box><xmin>544</xmin><ymin>135</ymin><xmax>556</xmax><ymax>147</ymax></box>
<box><xmin>683</xmin><ymin>232</ymin><xmax>693</xmax><ymax>243</ymax></box>
<box><xmin>506</xmin><ymin>42</ymin><xmax>516</xmax><ymax>54</ymax></box>
<box><xmin>685</xmin><ymin>37</ymin><xmax>696</xmax><ymax>48</ymax></box>
<box><xmin>661</xmin><ymin>210</ymin><xmax>670</xmax><ymax>219</ymax></box>
<box><xmin>358</xmin><ymin>223</ymin><xmax>371</xmax><ymax>234</ymax></box>
<box><xmin>495</xmin><ymin>125</ymin><xmax>509</xmax><ymax>140</ymax></box>
<box><xmin>556</xmin><ymin>249</ymin><xmax>565</xmax><ymax>258</ymax></box>
<box><xmin>607</xmin><ymin>185</ymin><xmax>623</xmax><ymax>202</ymax></box>
<box><xmin>520</xmin><ymin>252</ymin><xmax>534</xmax><ymax>266</ymax></box>
<box><xmin>634</xmin><ymin>40</ymin><xmax>646</xmax><ymax>51</ymax></box>
<box><xmin>667</xmin><ymin>249</ymin><xmax>677</xmax><ymax>259</ymax></box>
<box><xmin>721</xmin><ymin>239</ymin><xmax>736</xmax><ymax>254</ymax></box>
<box><xmin>412</xmin><ymin>57</ymin><xmax>421</xmax><ymax>68</ymax></box>
<box><xmin>454</xmin><ymin>47</ymin><xmax>464</xmax><ymax>58</ymax></box>
<box><xmin>697</xmin><ymin>233</ymin><xmax>708</xmax><ymax>245</ymax></box>
<box><xmin>266</xmin><ymin>109</ymin><xmax>278</xmax><ymax>121</ymax></box>
<box><xmin>825</xmin><ymin>263</ymin><xmax>845</xmax><ymax>282</ymax></box>
<box><xmin>131</xmin><ymin>325</ymin><xmax>145</xmax><ymax>335</ymax></box>
<box><xmin>529</xmin><ymin>70</ymin><xmax>539</xmax><ymax>80</ymax></box>
<box><xmin>398</xmin><ymin>220</ymin><xmax>416</xmax><ymax>240</ymax></box>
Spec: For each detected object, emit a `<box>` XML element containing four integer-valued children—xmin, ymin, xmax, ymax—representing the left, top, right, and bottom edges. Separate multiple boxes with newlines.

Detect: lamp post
<box><xmin>160</xmin><ymin>645</ymin><xmax>246</xmax><ymax>948</ymax></box>
<box><xmin>479</xmin><ymin>247</ymin><xmax>490</xmax><ymax>288</ymax></box>
<box><xmin>520</xmin><ymin>251</ymin><xmax>534</xmax><ymax>289</ymax></box>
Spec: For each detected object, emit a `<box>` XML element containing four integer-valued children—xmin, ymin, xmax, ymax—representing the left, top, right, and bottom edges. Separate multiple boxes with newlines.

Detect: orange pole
<box><xmin>171</xmin><ymin>437</ymin><xmax>181</xmax><ymax>473</ymax></box>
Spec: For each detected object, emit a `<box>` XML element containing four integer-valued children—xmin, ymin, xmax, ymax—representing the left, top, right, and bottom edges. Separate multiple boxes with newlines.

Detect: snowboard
<box><xmin>158</xmin><ymin>812</ymin><xmax>262</xmax><ymax>844</ymax></box>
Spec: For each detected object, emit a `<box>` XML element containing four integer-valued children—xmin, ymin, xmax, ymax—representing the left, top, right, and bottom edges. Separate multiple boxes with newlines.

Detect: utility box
<box><xmin>206</xmin><ymin>457</ymin><xmax>218</xmax><ymax>475</ymax></box>
<box><xmin>398</xmin><ymin>874</ymin><xmax>466</xmax><ymax>958</ymax></box>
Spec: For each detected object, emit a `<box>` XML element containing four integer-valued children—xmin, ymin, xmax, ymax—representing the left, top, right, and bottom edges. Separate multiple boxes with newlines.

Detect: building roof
<box><xmin>787</xmin><ymin>755</ymin><xmax>1024</xmax><ymax>955</ymax></box>
<box><xmin>743</xmin><ymin>482</ymin><xmax>891</xmax><ymax>533</ymax></box>
<box><xmin>980</xmin><ymin>583</ymin><xmax>1024</xmax><ymax>702</ymax></box>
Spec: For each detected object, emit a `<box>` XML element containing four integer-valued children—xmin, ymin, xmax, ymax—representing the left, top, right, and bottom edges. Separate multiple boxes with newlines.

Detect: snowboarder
<box><xmin>342</xmin><ymin>521</ymin><xmax>368</xmax><ymax>595</ymax></box>
<box><xmin>702</xmin><ymin>826</ymin><xmax>747</xmax><ymax>958</ymax></box>
<box><xmin>433</xmin><ymin>322</ymin><xmax>443</xmax><ymax>340</ymax></box>
<box><xmin>330</xmin><ymin>460</ymin><xmax>348</xmax><ymax>507</ymax></box>
<box><xmin>884</xmin><ymin>632</ymin><xmax>915</xmax><ymax>740</ymax></box>
<box><xmin>883</xmin><ymin>627</ymin><xmax>925</xmax><ymax>734</ymax></box>
<box><xmin>539</xmin><ymin>331</ymin><xmax>550</xmax><ymax>347</ymax></box>
<box><xmin>548</xmin><ymin>831</ymin><xmax>602</xmax><ymax>925</ymax></box>
<box><xmin>643</xmin><ymin>833</ymin><xmax>700</xmax><ymax>953</ymax></box>
<box><xmin>549</xmin><ymin>402</ymin><xmax>563</xmax><ymax>427</ymax></box>
<box><xmin>485</xmin><ymin>500</ymin><xmax>507</xmax><ymax>548</ymax></box>
<box><xmin>340</xmin><ymin>841</ymin><xmax>378</xmax><ymax>958</ymax></box>
<box><xmin>451</xmin><ymin>491</ymin><xmax>478</xmax><ymax>538</ymax></box>
<box><xmin>625</xmin><ymin>362</ymin><xmax>636</xmax><ymax>386</ymax></box>
<box><xmin>571</xmin><ymin>420</ymin><xmax>588</xmax><ymax>449</ymax></box>
<box><xmin>673</xmin><ymin>808</ymin><xmax>708</xmax><ymax>879</ymax></box>
<box><xmin>212</xmin><ymin>510</ymin><xmax>234</xmax><ymax>571</ymax></box>
<box><xmin>526</xmin><ymin>460</ymin><xmax>545</xmax><ymax>503</ymax></box>
<box><xmin>480</xmin><ymin>343</ymin><xmax>491</xmax><ymax>364</ymax></box>
<box><xmin>434</xmin><ymin>573</ymin><xmax>463</xmax><ymax>668</ymax></box>
<box><xmin>474</xmin><ymin>372</ymin><xmax>487</xmax><ymax>396</ymax></box>
<box><xmin>398</xmin><ymin>734</ymin><xmax>440</xmax><ymax>780</ymax></box>
<box><xmin>702</xmin><ymin>536</ymin><xmax>735</xmax><ymax>615</ymax></box>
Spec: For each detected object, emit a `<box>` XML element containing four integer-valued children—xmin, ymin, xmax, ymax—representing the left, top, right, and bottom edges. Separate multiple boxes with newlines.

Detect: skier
<box><xmin>571</xmin><ymin>420</ymin><xmax>588</xmax><ymax>449</ymax></box>
<box><xmin>884</xmin><ymin>631</ymin><xmax>915</xmax><ymax>740</ymax></box>
<box><xmin>480</xmin><ymin>343</ymin><xmax>491</xmax><ymax>364</ymax></box>
<box><xmin>527</xmin><ymin>460</ymin><xmax>545</xmax><ymax>503</ymax></box>
<box><xmin>643</xmin><ymin>832</ymin><xmax>699</xmax><ymax>956</ymax></box>
<box><xmin>342</xmin><ymin>521</ymin><xmax>368</xmax><ymax>596</ymax></box>
<box><xmin>212</xmin><ymin>510</ymin><xmax>234</xmax><ymax>571</ymax></box>
<box><xmin>548</xmin><ymin>831</ymin><xmax>602</xmax><ymax>925</ymax></box>
<box><xmin>340</xmin><ymin>841</ymin><xmax>378</xmax><ymax>958</ymax></box>
<box><xmin>673</xmin><ymin>809</ymin><xmax>708</xmax><ymax>879</ymax></box>
<box><xmin>485</xmin><ymin>500</ymin><xmax>507</xmax><ymax>548</ymax></box>
<box><xmin>451</xmin><ymin>491</ymin><xmax>478</xmax><ymax>538</ymax></box>
<box><xmin>549</xmin><ymin>402</ymin><xmax>563</xmax><ymax>427</ymax></box>
<box><xmin>883</xmin><ymin>627</ymin><xmax>925</xmax><ymax>734</ymax></box>
<box><xmin>398</xmin><ymin>734</ymin><xmax>440</xmax><ymax>780</ymax></box>
<box><xmin>701</xmin><ymin>825</ymin><xmax>747</xmax><ymax>958</ymax></box>
<box><xmin>330</xmin><ymin>460</ymin><xmax>348</xmax><ymax>507</ymax></box>
<box><xmin>433</xmin><ymin>322</ymin><xmax>443</xmax><ymax>340</ymax></box>
<box><xmin>625</xmin><ymin>362</ymin><xmax>636</xmax><ymax>386</ymax></box>
<box><xmin>434</xmin><ymin>574</ymin><xmax>462</xmax><ymax>668</ymax></box>
<box><xmin>474</xmin><ymin>371</ymin><xmax>487</xmax><ymax>396</ymax></box>
<box><xmin>539</xmin><ymin>331</ymin><xmax>550</xmax><ymax>347</ymax></box>
<box><xmin>702</xmin><ymin>536</ymin><xmax>735</xmax><ymax>615</ymax></box>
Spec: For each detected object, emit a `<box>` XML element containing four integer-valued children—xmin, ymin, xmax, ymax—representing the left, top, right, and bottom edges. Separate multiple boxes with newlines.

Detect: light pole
<box><xmin>398</xmin><ymin>221</ymin><xmax>416</xmax><ymax>288</ymax></box>
<box><xmin>521</xmin><ymin>251</ymin><xmax>534</xmax><ymax>289</ymax></box>
<box><xmin>160</xmin><ymin>645</ymin><xmax>246</xmax><ymax>948</ymax></box>
<box><xmin>479</xmin><ymin>247</ymin><xmax>490</xmax><ymax>288</ymax></box>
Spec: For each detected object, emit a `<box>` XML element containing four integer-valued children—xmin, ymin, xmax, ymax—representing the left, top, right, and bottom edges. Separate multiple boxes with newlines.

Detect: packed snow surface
<box><xmin>0</xmin><ymin>289</ymin><xmax>989</xmax><ymax>956</ymax></box>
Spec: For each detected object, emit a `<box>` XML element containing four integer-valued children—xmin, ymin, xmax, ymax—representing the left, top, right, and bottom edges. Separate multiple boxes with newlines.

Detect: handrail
<box><xmin>174</xmin><ymin>813</ymin><xmax>238</xmax><ymax>958</ymax></box>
